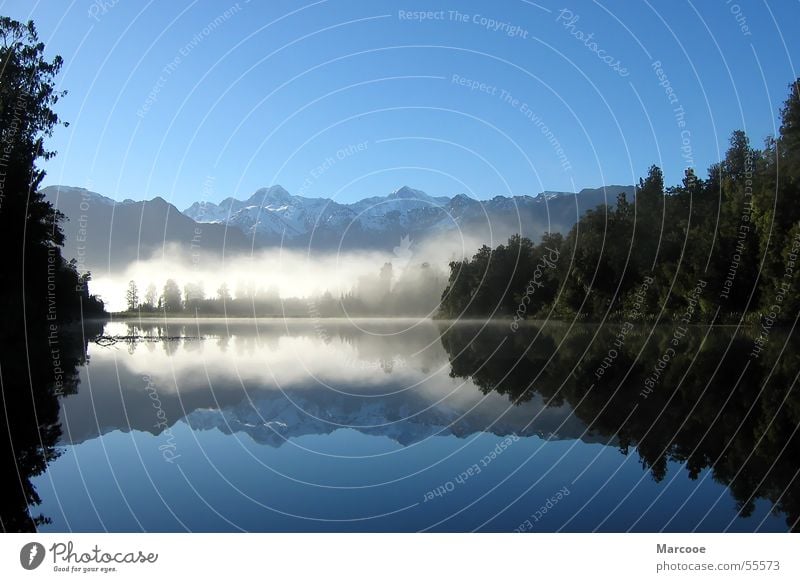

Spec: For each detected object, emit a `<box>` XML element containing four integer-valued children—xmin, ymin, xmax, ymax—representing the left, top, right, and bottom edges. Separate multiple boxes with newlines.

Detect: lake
<box><xmin>22</xmin><ymin>318</ymin><xmax>799</xmax><ymax>532</ymax></box>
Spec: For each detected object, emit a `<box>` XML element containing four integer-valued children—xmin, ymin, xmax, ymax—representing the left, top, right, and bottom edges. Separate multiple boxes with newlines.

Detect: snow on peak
<box><xmin>179</xmin><ymin>184</ymin><xmax>634</xmax><ymax>243</ymax></box>
<box><xmin>389</xmin><ymin>186</ymin><xmax>428</xmax><ymax>200</ymax></box>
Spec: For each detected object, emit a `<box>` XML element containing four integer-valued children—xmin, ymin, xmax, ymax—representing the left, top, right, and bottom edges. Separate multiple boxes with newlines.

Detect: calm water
<box><xmin>24</xmin><ymin>318</ymin><xmax>799</xmax><ymax>532</ymax></box>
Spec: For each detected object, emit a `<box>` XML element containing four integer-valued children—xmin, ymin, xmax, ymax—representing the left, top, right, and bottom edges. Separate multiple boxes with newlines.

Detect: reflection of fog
<box><xmin>104</xmin><ymin>319</ymin><xmax>445</xmax><ymax>388</ymax></box>
<box><xmin>59</xmin><ymin>319</ymin><xmax>586</xmax><ymax>447</ymax></box>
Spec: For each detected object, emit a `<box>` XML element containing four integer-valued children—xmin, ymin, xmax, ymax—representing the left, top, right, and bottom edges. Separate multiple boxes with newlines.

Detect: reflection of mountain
<box><xmin>439</xmin><ymin>322</ymin><xmax>800</xmax><ymax>531</ymax></box>
<box><xmin>57</xmin><ymin>320</ymin><xmax>591</xmax><ymax>448</ymax></box>
<box><xmin>183</xmin><ymin>388</ymin><xmax>584</xmax><ymax>447</ymax></box>
<box><xmin>44</xmin><ymin>184</ymin><xmax>634</xmax><ymax>270</ymax></box>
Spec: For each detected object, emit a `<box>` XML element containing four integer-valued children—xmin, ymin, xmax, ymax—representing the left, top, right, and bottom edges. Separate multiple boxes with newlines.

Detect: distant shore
<box><xmin>106</xmin><ymin>311</ymin><xmax>776</xmax><ymax>327</ymax></box>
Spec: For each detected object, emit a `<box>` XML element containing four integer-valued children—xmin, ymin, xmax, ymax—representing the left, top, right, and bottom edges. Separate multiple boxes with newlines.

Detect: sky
<box><xmin>3</xmin><ymin>0</ymin><xmax>798</xmax><ymax>208</ymax></box>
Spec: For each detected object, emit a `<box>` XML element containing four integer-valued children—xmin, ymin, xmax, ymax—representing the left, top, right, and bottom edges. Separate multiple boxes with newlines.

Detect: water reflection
<box><xmin>60</xmin><ymin>319</ymin><xmax>586</xmax><ymax>448</ymax></box>
<box><xmin>441</xmin><ymin>322</ymin><xmax>800</xmax><ymax>530</ymax></box>
<box><xmin>8</xmin><ymin>318</ymin><xmax>799</xmax><ymax>531</ymax></box>
<box><xmin>0</xmin><ymin>320</ymin><xmax>102</xmax><ymax>531</ymax></box>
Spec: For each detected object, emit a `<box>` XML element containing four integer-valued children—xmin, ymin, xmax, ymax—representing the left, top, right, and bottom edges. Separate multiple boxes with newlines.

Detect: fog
<box><xmin>91</xmin><ymin>232</ymin><xmax>486</xmax><ymax>313</ymax></box>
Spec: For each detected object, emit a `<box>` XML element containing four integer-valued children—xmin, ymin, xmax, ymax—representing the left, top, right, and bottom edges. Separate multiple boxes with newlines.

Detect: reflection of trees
<box><xmin>440</xmin><ymin>323</ymin><xmax>560</xmax><ymax>404</ymax></box>
<box><xmin>439</xmin><ymin>323</ymin><xmax>800</xmax><ymax>531</ymax></box>
<box><xmin>0</xmin><ymin>320</ymin><xmax>101</xmax><ymax>531</ymax></box>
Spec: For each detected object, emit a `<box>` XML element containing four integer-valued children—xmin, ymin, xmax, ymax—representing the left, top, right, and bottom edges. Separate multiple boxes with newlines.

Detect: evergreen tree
<box><xmin>439</xmin><ymin>78</ymin><xmax>800</xmax><ymax>325</ymax></box>
<box><xmin>125</xmin><ymin>281</ymin><xmax>139</xmax><ymax>311</ymax></box>
<box><xmin>0</xmin><ymin>17</ymin><xmax>104</xmax><ymax>326</ymax></box>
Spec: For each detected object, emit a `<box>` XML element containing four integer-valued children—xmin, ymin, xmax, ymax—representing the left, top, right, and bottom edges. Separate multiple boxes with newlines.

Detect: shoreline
<box><xmin>103</xmin><ymin>312</ymin><xmax>784</xmax><ymax>328</ymax></box>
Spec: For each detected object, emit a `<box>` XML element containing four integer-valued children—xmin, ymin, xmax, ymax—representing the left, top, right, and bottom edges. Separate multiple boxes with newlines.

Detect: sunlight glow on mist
<box><xmin>92</xmin><ymin>234</ymin><xmax>479</xmax><ymax>312</ymax></box>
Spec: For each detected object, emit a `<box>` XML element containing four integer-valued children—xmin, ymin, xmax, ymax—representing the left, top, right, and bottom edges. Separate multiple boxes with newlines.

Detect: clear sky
<box><xmin>4</xmin><ymin>0</ymin><xmax>798</xmax><ymax>207</ymax></box>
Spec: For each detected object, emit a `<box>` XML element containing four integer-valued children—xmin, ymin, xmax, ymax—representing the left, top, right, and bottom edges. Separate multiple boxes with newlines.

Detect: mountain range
<box><xmin>43</xmin><ymin>184</ymin><xmax>635</xmax><ymax>272</ymax></box>
<box><xmin>42</xmin><ymin>185</ymin><xmax>252</xmax><ymax>274</ymax></box>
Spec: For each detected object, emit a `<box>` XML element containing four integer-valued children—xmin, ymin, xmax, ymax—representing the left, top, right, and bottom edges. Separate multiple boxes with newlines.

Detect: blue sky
<box><xmin>4</xmin><ymin>0</ymin><xmax>798</xmax><ymax>207</ymax></box>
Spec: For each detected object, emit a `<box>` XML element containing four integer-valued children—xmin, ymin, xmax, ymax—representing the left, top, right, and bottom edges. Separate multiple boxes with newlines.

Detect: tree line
<box><xmin>440</xmin><ymin>78</ymin><xmax>800</xmax><ymax>325</ymax></box>
<box><xmin>121</xmin><ymin>260</ymin><xmax>447</xmax><ymax>317</ymax></box>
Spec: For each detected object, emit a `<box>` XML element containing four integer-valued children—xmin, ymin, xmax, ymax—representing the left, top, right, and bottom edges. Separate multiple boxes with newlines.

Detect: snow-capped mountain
<box><xmin>183</xmin><ymin>184</ymin><xmax>635</xmax><ymax>249</ymax></box>
<box><xmin>42</xmin><ymin>183</ymin><xmax>635</xmax><ymax>269</ymax></box>
<box><xmin>181</xmin><ymin>388</ymin><xmax>586</xmax><ymax>447</ymax></box>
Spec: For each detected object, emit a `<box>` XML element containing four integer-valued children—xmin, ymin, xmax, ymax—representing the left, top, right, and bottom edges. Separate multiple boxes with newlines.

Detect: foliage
<box><xmin>0</xmin><ymin>17</ymin><xmax>105</xmax><ymax>326</ymax></box>
<box><xmin>161</xmin><ymin>279</ymin><xmax>183</xmax><ymax>312</ymax></box>
<box><xmin>125</xmin><ymin>280</ymin><xmax>139</xmax><ymax>311</ymax></box>
<box><xmin>440</xmin><ymin>79</ymin><xmax>800</xmax><ymax>325</ymax></box>
<box><xmin>0</xmin><ymin>17</ymin><xmax>105</xmax><ymax>531</ymax></box>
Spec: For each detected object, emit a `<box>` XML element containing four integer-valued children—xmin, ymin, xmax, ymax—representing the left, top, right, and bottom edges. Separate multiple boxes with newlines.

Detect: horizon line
<box><xmin>40</xmin><ymin>182</ymin><xmax>637</xmax><ymax>208</ymax></box>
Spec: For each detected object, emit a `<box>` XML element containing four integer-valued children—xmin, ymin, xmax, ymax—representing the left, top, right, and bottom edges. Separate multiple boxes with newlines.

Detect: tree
<box><xmin>161</xmin><ymin>279</ymin><xmax>182</xmax><ymax>312</ymax></box>
<box><xmin>125</xmin><ymin>281</ymin><xmax>139</xmax><ymax>311</ymax></box>
<box><xmin>778</xmin><ymin>78</ymin><xmax>800</xmax><ymax>180</ymax></box>
<box><xmin>183</xmin><ymin>282</ymin><xmax>205</xmax><ymax>311</ymax></box>
<box><xmin>755</xmin><ymin>79</ymin><xmax>800</xmax><ymax>311</ymax></box>
<box><xmin>0</xmin><ymin>17</ymin><xmax>105</xmax><ymax>327</ymax></box>
<box><xmin>0</xmin><ymin>17</ymin><xmax>105</xmax><ymax>533</ymax></box>
<box><xmin>217</xmin><ymin>283</ymin><xmax>231</xmax><ymax>302</ymax></box>
<box><xmin>143</xmin><ymin>283</ymin><xmax>157</xmax><ymax>310</ymax></box>
<box><xmin>437</xmin><ymin>76</ymin><xmax>800</xmax><ymax>325</ymax></box>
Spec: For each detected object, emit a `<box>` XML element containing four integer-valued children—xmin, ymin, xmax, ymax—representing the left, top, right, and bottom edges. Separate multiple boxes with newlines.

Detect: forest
<box><xmin>122</xmin><ymin>79</ymin><xmax>800</xmax><ymax>325</ymax></box>
<box><xmin>439</xmin><ymin>79</ymin><xmax>800</xmax><ymax>325</ymax></box>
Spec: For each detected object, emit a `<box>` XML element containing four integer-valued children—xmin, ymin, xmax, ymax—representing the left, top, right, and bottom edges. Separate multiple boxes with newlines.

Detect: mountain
<box><xmin>42</xmin><ymin>185</ymin><xmax>252</xmax><ymax>273</ymax></box>
<box><xmin>43</xmin><ymin>184</ymin><xmax>635</xmax><ymax>269</ymax></box>
<box><xmin>182</xmin><ymin>184</ymin><xmax>636</xmax><ymax>249</ymax></box>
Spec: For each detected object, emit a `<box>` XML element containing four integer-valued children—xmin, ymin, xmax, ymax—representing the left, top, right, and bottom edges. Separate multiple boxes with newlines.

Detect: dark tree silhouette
<box><xmin>0</xmin><ymin>17</ymin><xmax>105</xmax><ymax>531</ymax></box>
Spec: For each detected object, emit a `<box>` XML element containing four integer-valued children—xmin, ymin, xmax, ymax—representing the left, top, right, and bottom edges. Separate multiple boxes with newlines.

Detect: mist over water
<box><xmin>92</xmin><ymin>231</ymin><xmax>485</xmax><ymax>312</ymax></box>
<box><xmin>4</xmin><ymin>0</ymin><xmax>799</xmax><ymax>553</ymax></box>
